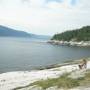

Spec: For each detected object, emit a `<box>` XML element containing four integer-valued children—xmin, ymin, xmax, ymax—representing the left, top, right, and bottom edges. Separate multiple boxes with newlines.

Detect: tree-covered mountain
<box><xmin>0</xmin><ymin>25</ymin><xmax>51</xmax><ymax>40</ymax></box>
<box><xmin>0</xmin><ymin>25</ymin><xmax>32</xmax><ymax>37</ymax></box>
<box><xmin>51</xmin><ymin>26</ymin><xmax>90</xmax><ymax>41</ymax></box>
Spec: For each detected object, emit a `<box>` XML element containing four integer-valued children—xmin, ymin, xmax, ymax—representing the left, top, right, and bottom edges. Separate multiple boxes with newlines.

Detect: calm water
<box><xmin>0</xmin><ymin>37</ymin><xmax>90</xmax><ymax>73</ymax></box>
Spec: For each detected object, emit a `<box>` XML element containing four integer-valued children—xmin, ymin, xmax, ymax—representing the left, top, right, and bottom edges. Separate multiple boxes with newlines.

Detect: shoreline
<box><xmin>0</xmin><ymin>58</ymin><xmax>90</xmax><ymax>90</ymax></box>
<box><xmin>48</xmin><ymin>40</ymin><xmax>90</xmax><ymax>47</ymax></box>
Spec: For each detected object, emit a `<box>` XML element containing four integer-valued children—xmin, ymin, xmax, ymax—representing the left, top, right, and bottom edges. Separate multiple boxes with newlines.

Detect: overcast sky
<box><xmin>0</xmin><ymin>0</ymin><xmax>90</xmax><ymax>35</ymax></box>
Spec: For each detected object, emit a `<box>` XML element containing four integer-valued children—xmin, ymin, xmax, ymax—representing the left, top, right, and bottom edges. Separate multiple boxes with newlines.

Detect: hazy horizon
<box><xmin>0</xmin><ymin>0</ymin><xmax>90</xmax><ymax>35</ymax></box>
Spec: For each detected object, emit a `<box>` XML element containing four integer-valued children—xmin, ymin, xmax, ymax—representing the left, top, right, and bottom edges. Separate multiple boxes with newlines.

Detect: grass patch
<box><xmin>14</xmin><ymin>70</ymin><xmax>90</xmax><ymax>90</ymax></box>
<box><xmin>79</xmin><ymin>71</ymin><xmax>90</xmax><ymax>86</ymax></box>
<box><xmin>32</xmin><ymin>73</ymin><xmax>80</xmax><ymax>90</ymax></box>
<box><xmin>32</xmin><ymin>78</ymin><xmax>57</xmax><ymax>90</ymax></box>
<box><xmin>31</xmin><ymin>71</ymin><xmax>90</xmax><ymax>90</ymax></box>
<box><xmin>56</xmin><ymin>74</ymin><xmax>80</xmax><ymax>89</ymax></box>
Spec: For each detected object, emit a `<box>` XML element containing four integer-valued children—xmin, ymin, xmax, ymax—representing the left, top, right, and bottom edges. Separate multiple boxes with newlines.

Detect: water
<box><xmin>0</xmin><ymin>37</ymin><xmax>90</xmax><ymax>73</ymax></box>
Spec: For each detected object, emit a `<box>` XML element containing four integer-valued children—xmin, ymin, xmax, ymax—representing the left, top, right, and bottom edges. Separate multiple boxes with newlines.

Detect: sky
<box><xmin>0</xmin><ymin>0</ymin><xmax>90</xmax><ymax>35</ymax></box>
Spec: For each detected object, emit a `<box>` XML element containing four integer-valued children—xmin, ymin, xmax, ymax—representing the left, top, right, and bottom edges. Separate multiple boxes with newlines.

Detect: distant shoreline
<box><xmin>48</xmin><ymin>40</ymin><xmax>90</xmax><ymax>47</ymax></box>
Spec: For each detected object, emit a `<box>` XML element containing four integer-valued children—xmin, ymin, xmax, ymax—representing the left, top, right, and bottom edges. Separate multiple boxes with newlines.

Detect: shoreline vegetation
<box><xmin>49</xmin><ymin>26</ymin><xmax>90</xmax><ymax>47</ymax></box>
<box><xmin>0</xmin><ymin>57</ymin><xmax>90</xmax><ymax>90</ymax></box>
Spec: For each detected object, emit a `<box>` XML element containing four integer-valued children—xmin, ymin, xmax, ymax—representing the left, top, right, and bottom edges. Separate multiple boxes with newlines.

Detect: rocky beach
<box><xmin>0</xmin><ymin>58</ymin><xmax>90</xmax><ymax>90</ymax></box>
<box><xmin>48</xmin><ymin>40</ymin><xmax>90</xmax><ymax>47</ymax></box>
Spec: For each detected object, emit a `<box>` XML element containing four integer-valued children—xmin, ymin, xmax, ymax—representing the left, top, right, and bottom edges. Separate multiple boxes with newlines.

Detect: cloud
<box><xmin>0</xmin><ymin>0</ymin><xmax>90</xmax><ymax>35</ymax></box>
<box><xmin>71</xmin><ymin>0</ymin><xmax>78</xmax><ymax>5</ymax></box>
<box><xmin>30</xmin><ymin>0</ymin><xmax>45</xmax><ymax>7</ymax></box>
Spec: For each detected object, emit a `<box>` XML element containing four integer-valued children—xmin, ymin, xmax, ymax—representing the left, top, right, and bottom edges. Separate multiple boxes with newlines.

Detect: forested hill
<box><xmin>0</xmin><ymin>25</ymin><xmax>32</xmax><ymax>37</ymax></box>
<box><xmin>51</xmin><ymin>26</ymin><xmax>90</xmax><ymax>41</ymax></box>
<box><xmin>0</xmin><ymin>25</ymin><xmax>51</xmax><ymax>40</ymax></box>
